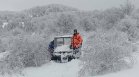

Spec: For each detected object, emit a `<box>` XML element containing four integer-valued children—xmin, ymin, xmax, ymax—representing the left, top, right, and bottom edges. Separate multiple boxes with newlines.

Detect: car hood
<box><xmin>54</xmin><ymin>45</ymin><xmax>72</xmax><ymax>52</ymax></box>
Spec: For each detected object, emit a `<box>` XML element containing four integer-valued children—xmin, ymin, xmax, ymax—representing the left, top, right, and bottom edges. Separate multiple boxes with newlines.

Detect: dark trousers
<box><xmin>72</xmin><ymin>46</ymin><xmax>82</xmax><ymax>59</ymax></box>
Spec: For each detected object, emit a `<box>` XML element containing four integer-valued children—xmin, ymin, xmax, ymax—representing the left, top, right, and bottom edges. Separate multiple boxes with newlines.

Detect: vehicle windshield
<box><xmin>56</xmin><ymin>37</ymin><xmax>71</xmax><ymax>47</ymax></box>
<box><xmin>56</xmin><ymin>38</ymin><xmax>64</xmax><ymax>46</ymax></box>
<box><xmin>64</xmin><ymin>38</ymin><xmax>71</xmax><ymax>45</ymax></box>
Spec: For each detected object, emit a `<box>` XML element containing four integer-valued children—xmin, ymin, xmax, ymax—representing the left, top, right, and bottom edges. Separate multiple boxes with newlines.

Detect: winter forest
<box><xmin>0</xmin><ymin>0</ymin><xmax>139</xmax><ymax>77</ymax></box>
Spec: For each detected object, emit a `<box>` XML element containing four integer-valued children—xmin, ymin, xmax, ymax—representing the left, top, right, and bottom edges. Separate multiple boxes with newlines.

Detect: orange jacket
<box><xmin>71</xmin><ymin>33</ymin><xmax>83</xmax><ymax>48</ymax></box>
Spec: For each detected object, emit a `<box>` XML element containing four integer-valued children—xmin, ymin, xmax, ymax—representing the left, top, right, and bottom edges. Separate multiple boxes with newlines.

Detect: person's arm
<box><xmin>79</xmin><ymin>35</ymin><xmax>83</xmax><ymax>44</ymax></box>
<box><xmin>77</xmin><ymin>35</ymin><xmax>83</xmax><ymax>48</ymax></box>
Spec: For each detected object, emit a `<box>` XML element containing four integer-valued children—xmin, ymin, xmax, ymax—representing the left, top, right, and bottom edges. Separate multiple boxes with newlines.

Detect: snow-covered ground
<box><xmin>19</xmin><ymin>60</ymin><xmax>81</xmax><ymax>77</ymax></box>
<box><xmin>0</xmin><ymin>59</ymin><xmax>81</xmax><ymax>77</ymax></box>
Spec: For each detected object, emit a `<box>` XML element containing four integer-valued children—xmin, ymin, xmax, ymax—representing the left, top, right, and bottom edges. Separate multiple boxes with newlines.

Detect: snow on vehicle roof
<box><xmin>55</xmin><ymin>35</ymin><xmax>72</xmax><ymax>38</ymax></box>
<box><xmin>54</xmin><ymin>45</ymin><xmax>72</xmax><ymax>52</ymax></box>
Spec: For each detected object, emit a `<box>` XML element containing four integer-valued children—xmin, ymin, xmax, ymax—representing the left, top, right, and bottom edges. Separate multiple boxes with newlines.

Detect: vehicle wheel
<box><xmin>68</xmin><ymin>56</ymin><xmax>73</xmax><ymax>61</ymax></box>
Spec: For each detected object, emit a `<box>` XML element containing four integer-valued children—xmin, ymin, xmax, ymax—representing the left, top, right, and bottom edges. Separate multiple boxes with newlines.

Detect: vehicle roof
<box><xmin>55</xmin><ymin>35</ymin><xmax>72</xmax><ymax>38</ymax></box>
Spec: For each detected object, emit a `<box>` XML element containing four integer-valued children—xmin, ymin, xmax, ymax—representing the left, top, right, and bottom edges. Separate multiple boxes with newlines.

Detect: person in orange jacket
<box><xmin>70</xmin><ymin>29</ymin><xmax>83</xmax><ymax>49</ymax></box>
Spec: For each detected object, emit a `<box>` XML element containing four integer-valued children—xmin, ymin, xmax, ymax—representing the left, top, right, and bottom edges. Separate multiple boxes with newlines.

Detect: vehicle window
<box><xmin>56</xmin><ymin>38</ymin><xmax>64</xmax><ymax>46</ymax></box>
<box><xmin>64</xmin><ymin>38</ymin><xmax>71</xmax><ymax>45</ymax></box>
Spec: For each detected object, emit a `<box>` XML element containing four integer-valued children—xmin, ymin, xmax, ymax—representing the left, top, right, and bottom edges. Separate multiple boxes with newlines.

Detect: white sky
<box><xmin>0</xmin><ymin>0</ymin><xmax>138</xmax><ymax>11</ymax></box>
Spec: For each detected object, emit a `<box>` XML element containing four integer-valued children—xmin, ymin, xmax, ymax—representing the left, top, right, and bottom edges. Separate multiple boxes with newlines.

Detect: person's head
<box><xmin>74</xmin><ymin>29</ymin><xmax>78</xmax><ymax>35</ymax></box>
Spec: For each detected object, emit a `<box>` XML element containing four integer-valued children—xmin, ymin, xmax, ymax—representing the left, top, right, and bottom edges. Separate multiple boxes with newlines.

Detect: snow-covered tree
<box><xmin>57</xmin><ymin>14</ymin><xmax>76</xmax><ymax>34</ymax></box>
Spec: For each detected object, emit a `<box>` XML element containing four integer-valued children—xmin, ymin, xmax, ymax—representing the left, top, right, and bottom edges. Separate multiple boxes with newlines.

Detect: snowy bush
<box><xmin>116</xmin><ymin>16</ymin><xmax>139</xmax><ymax>42</ymax></box>
<box><xmin>0</xmin><ymin>34</ymin><xmax>51</xmax><ymax>75</ymax></box>
<box><xmin>120</xmin><ymin>0</ymin><xmax>134</xmax><ymax>16</ymax></box>
<box><xmin>57</xmin><ymin>14</ymin><xmax>76</xmax><ymax>34</ymax></box>
<box><xmin>80</xmin><ymin>29</ymin><xmax>134</xmax><ymax>76</ymax></box>
<box><xmin>80</xmin><ymin>16</ymin><xmax>97</xmax><ymax>31</ymax></box>
<box><xmin>0</xmin><ymin>40</ymin><xmax>5</xmax><ymax>53</ymax></box>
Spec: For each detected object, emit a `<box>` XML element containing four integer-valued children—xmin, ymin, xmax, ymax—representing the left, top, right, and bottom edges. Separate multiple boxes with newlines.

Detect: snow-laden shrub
<box><xmin>0</xmin><ymin>40</ymin><xmax>6</xmax><ymax>53</ymax></box>
<box><xmin>57</xmin><ymin>14</ymin><xmax>76</xmax><ymax>34</ymax></box>
<box><xmin>80</xmin><ymin>16</ymin><xmax>97</xmax><ymax>32</ymax></box>
<box><xmin>80</xmin><ymin>29</ymin><xmax>134</xmax><ymax>76</ymax></box>
<box><xmin>0</xmin><ymin>34</ymin><xmax>51</xmax><ymax>75</ymax></box>
<box><xmin>120</xmin><ymin>0</ymin><xmax>134</xmax><ymax>16</ymax></box>
<box><xmin>116</xmin><ymin>16</ymin><xmax>139</xmax><ymax>42</ymax></box>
